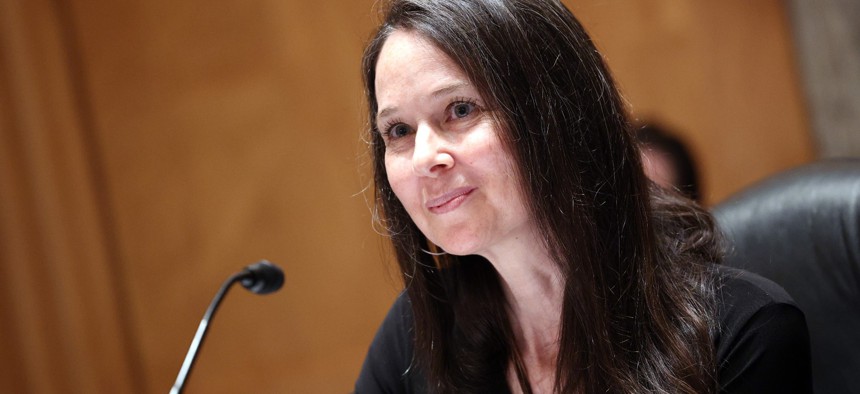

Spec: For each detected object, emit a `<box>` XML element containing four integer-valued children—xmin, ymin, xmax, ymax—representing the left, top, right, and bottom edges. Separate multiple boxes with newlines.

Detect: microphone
<box><xmin>169</xmin><ymin>260</ymin><xmax>284</xmax><ymax>394</ymax></box>
<box><xmin>240</xmin><ymin>260</ymin><xmax>285</xmax><ymax>295</ymax></box>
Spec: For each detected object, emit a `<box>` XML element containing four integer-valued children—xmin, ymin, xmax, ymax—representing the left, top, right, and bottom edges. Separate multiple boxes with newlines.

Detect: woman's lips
<box><xmin>426</xmin><ymin>187</ymin><xmax>476</xmax><ymax>214</ymax></box>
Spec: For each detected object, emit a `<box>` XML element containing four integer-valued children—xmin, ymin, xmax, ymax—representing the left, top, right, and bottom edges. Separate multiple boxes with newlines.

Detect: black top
<box><xmin>355</xmin><ymin>266</ymin><xmax>812</xmax><ymax>393</ymax></box>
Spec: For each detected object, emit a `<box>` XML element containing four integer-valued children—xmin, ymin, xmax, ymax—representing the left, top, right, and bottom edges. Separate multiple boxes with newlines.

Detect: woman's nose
<box><xmin>412</xmin><ymin>122</ymin><xmax>454</xmax><ymax>177</ymax></box>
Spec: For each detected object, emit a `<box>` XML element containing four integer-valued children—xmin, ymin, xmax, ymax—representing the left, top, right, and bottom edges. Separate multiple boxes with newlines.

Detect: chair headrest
<box><xmin>714</xmin><ymin>159</ymin><xmax>860</xmax><ymax>278</ymax></box>
<box><xmin>713</xmin><ymin>159</ymin><xmax>860</xmax><ymax>393</ymax></box>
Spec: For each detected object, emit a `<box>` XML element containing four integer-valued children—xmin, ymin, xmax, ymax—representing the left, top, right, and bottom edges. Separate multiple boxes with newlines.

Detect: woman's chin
<box><xmin>430</xmin><ymin>238</ymin><xmax>482</xmax><ymax>257</ymax></box>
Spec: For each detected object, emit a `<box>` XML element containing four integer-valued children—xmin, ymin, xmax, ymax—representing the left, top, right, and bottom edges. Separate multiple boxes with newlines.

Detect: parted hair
<box><xmin>362</xmin><ymin>0</ymin><xmax>721</xmax><ymax>392</ymax></box>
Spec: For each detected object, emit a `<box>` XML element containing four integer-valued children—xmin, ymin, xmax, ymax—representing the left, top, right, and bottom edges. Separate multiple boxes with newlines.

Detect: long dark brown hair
<box><xmin>362</xmin><ymin>1</ymin><xmax>721</xmax><ymax>392</ymax></box>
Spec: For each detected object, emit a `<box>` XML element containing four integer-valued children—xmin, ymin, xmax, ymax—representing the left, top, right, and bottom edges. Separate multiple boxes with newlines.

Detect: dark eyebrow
<box><xmin>430</xmin><ymin>82</ymin><xmax>469</xmax><ymax>99</ymax></box>
<box><xmin>376</xmin><ymin>107</ymin><xmax>397</xmax><ymax>124</ymax></box>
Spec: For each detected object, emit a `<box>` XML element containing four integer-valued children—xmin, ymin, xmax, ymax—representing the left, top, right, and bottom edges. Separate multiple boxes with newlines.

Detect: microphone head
<box><xmin>240</xmin><ymin>260</ymin><xmax>284</xmax><ymax>295</ymax></box>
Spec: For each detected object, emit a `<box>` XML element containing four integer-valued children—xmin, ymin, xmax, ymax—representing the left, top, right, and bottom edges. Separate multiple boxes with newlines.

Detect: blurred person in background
<box><xmin>636</xmin><ymin>122</ymin><xmax>701</xmax><ymax>202</ymax></box>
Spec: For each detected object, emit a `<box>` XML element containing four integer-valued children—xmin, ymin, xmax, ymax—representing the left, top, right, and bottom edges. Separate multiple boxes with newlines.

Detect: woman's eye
<box><xmin>449</xmin><ymin>102</ymin><xmax>474</xmax><ymax>119</ymax></box>
<box><xmin>387</xmin><ymin>123</ymin><xmax>411</xmax><ymax>139</ymax></box>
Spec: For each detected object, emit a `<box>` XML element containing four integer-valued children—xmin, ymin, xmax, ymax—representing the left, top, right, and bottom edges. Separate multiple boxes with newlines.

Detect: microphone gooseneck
<box><xmin>169</xmin><ymin>260</ymin><xmax>284</xmax><ymax>394</ymax></box>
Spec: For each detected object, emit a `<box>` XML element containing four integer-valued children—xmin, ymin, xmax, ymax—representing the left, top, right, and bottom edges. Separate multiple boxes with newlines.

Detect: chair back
<box><xmin>713</xmin><ymin>159</ymin><xmax>860</xmax><ymax>394</ymax></box>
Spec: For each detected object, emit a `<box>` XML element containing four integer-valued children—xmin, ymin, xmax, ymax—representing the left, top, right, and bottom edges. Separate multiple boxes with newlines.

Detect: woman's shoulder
<box><xmin>714</xmin><ymin>264</ymin><xmax>798</xmax><ymax>318</ymax></box>
<box><xmin>355</xmin><ymin>292</ymin><xmax>425</xmax><ymax>393</ymax></box>
<box><xmin>713</xmin><ymin>265</ymin><xmax>813</xmax><ymax>392</ymax></box>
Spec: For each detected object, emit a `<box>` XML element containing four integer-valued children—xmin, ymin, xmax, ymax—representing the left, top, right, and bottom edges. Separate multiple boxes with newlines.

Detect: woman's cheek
<box><xmin>385</xmin><ymin>157</ymin><xmax>414</xmax><ymax>206</ymax></box>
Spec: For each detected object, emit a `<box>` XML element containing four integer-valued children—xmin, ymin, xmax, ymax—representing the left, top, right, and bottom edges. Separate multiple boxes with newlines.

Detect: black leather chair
<box><xmin>713</xmin><ymin>159</ymin><xmax>860</xmax><ymax>394</ymax></box>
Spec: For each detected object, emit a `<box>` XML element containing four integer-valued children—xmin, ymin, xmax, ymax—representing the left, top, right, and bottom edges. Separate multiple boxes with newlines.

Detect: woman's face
<box><xmin>374</xmin><ymin>30</ymin><xmax>533</xmax><ymax>259</ymax></box>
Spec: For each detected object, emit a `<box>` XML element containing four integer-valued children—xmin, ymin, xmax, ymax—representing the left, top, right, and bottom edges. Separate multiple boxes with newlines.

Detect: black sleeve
<box><xmin>355</xmin><ymin>294</ymin><xmax>423</xmax><ymax>394</ymax></box>
<box><xmin>716</xmin><ymin>267</ymin><xmax>813</xmax><ymax>393</ymax></box>
<box><xmin>718</xmin><ymin>303</ymin><xmax>812</xmax><ymax>393</ymax></box>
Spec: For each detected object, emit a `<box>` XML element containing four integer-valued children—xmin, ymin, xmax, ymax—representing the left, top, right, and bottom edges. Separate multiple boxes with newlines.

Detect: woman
<box><xmin>355</xmin><ymin>1</ymin><xmax>811</xmax><ymax>393</ymax></box>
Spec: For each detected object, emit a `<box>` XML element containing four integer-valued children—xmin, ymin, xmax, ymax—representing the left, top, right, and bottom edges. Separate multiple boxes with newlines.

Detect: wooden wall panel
<box><xmin>567</xmin><ymin>0</ymin><xmax>814</xmax><ymax>204</ymax></box>
<box><xmin>0</xmin><ymin>0</ymin><xmax>139</xmax><ymax>392</ymax></box>
<box><xmin>1</xmin><ymin>0</ymin><xmax>813</xmax><ymax>392</ymax></box>
<box><xmin>66</xmin><ymin>0</ymin><xmax>397</xmax><ymax>392</ymax></box>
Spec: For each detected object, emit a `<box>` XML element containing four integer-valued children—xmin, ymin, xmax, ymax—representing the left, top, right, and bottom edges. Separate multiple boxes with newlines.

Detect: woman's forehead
<box><xmin>374</xmin><ymin>30</ymin><xmax>475</xmax><ymax>111</ymax></box>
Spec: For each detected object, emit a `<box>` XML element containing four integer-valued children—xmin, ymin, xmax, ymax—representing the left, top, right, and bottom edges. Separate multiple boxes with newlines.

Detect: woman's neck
<box><xmin>480</xmin><ymin>229</ymin><xmax>564</xmax><ymax>392</ymax></box>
